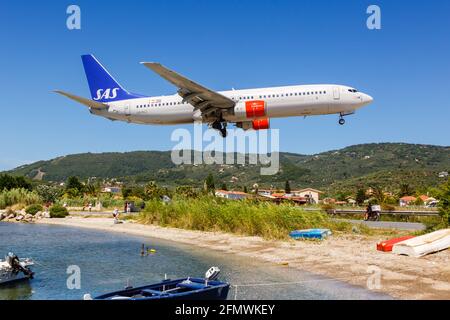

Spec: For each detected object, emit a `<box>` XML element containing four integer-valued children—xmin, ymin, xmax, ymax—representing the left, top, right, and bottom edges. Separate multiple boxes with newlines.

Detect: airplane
<box><xmin>55</xmin><ymin>54</ymin><xmax>373</xmax><ymax>138</ymax></box>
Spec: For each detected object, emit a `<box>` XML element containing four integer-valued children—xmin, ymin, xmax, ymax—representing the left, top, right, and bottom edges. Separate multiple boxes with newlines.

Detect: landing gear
<box><xmin>339</xmin><ymin>118</ymin><xmax>346</xmax><ymax>125</ymax></box>
<box><xmin>211</xmin><ymin>121</ymin><xmax>228</xmax><ymax>138</ymax></box>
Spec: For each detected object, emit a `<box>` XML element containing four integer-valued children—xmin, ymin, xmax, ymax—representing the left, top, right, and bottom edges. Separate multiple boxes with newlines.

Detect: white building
<box><xmin>215</xmin><ymin>190</ymin><xmax>249</xmax><ymax>200</ymax></box>
<box><xmin>291</xmin><ymin>188</ymin><xmax>323</xmax><ymax>204</ymax></box>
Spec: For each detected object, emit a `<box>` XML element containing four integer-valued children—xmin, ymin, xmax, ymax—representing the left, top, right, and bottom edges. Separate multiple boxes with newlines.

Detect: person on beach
<box><xmin>113</xmin><ymin>208</ymin><xmax>119</xmax><ymax>224</ymax></box>
<box><xmin>124</xmin><ymin>202</ymin><xmax>128</xmax><ymax>213</ymax></box>
<box><xmin>88</xmin><ymin>203</ymin><xmax>92</xmax><ymax>212</ymax></box>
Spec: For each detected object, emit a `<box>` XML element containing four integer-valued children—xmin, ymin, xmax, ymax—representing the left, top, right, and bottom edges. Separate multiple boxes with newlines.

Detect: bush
<box><xmin>49</xmin><ymin>205</ymin><xmax>69</xmax><ymax>218</ymax></box>
<box><xmin>25</xmin><ymin>204</ymin><xmax>43</xmax><ymax>216</ymax></box>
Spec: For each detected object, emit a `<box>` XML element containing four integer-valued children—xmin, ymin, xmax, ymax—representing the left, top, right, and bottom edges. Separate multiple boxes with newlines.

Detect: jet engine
<box><xmin>233</xmin><ymin>100</ymin><xmax>267</xmax><ymax>120</ymax></box>
<box><xmin>236</xmin><ymin>118</ymin><xmax>270</xmax><ymax>131</ymax></box>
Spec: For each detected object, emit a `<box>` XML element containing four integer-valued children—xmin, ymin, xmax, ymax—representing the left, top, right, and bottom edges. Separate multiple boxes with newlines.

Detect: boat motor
<box><xmin>205</xmin><ymin>267</ymin><xmax>220</xmax><ymax>281</ymax></box>
<box><xmin>6</xmin><ymin>252</ymin><xmax>33</xmax><ymax>278</ymax></box>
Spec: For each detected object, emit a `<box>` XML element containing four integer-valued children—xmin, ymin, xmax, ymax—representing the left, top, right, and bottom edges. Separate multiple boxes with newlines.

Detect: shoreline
<box><xmin>34</xmin><ymin>217</ymin><xmax>450</xmax><ymax>299</ymax></box>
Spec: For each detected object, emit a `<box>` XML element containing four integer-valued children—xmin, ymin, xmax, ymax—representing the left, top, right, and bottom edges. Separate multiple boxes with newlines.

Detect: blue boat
<box><xmin>85</xmin><ymin>267</ymin><xmax>229</xmax><ymax>300</ymax></box>
<box><xmin>289</xmin><ymin>228</ymin><xmax>332</xmax><ymax>240</ymax></box>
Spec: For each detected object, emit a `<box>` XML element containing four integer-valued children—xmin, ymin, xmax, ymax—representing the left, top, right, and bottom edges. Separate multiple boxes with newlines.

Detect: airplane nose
<box><xmin>361</xmin><ymin>93</ymin><xmax>373</xmax><ymax>105</ymax></box>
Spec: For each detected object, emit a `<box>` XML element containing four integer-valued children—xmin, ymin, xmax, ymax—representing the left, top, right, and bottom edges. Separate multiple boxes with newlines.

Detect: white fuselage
<box><xmin>92</xmin><ymin>84</ymin><xmax>373</xmax><ymax>125</ymax></box>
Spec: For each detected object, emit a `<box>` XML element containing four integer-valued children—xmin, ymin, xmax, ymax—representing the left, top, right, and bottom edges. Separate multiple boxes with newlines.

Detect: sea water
<box><xmin>0</xmin><ymin>222</ymin><xmax>391</xmax><ymax>300</ymax></box>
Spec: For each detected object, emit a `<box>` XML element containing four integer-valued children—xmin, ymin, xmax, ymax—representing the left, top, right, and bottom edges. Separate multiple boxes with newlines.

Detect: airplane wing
<box><xmin>141</xmin><ymin>62</ymin><xmax>235</xmax><ymax>120</ymax></box>
<box><xmin>54</xmin><ymin>90</ymin><xmax>108</xmax><ymax>110</ymax></box>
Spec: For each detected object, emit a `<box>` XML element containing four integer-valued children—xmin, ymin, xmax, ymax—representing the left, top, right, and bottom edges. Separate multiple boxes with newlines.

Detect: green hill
<box><xmin>6</xmin><ymin>143</ymin><xmax>450</xmax><ymax>195</ymax></box>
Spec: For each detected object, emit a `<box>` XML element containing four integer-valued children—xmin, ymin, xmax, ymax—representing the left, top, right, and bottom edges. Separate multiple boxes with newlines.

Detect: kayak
<box><xmin>393</xmin><ymin>229</ymin><xmax>450</xmax><ymax>257</ymax></box>
<box><xmin>289</xmin><ymin>229</ymin><xmax>332</xmax><ymax>240</ymax></box>
<box><xmin>376</xmin><ymin>236</ymin><xmax>415</xmax><ymax>252</ymax></box>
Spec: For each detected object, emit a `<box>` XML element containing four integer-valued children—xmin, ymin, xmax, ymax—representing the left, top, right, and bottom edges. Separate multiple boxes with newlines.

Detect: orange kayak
<box><xmin>377</xmin><ymin>236</ymin><xmax>415</xmax><ymax>252</ymax></box>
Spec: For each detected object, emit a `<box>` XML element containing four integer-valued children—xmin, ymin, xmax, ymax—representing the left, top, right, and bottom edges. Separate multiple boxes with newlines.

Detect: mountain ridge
<box><xmin>6</xmin><ymin>143</ymin><xmax>450</xmax><ymax>194</ymax></box>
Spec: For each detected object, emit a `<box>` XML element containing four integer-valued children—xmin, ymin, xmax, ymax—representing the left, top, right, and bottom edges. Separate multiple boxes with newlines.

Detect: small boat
<box><xmin>376</xmin><ymin>236</ymin><xmax>415</xmax><ymax>252</ymax></box>
<box><xmin>0</xmin><ymin>252</ymin><xmax>34</xmax><ymax>286</ymax></box>
<box><xmin>84</xmin><ymin>267</ymin><xmax>229</xmax><ymax>300</ymax></box>
<box><xmin>290</xmin><ymin>228</ymin><xmax>332</xmax><ymax>240</ymax></box>
<box><xmin>393</xmin><ymin>228</ymin><xmax>450</xmax><ymax>257</ymax></box>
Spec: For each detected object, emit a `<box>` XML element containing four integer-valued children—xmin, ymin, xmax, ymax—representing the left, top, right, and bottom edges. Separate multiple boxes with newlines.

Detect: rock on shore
<box><xmin>0</xmin><ymin>209</ymin><xmax>47</xmax><ymax>223</ymax></box>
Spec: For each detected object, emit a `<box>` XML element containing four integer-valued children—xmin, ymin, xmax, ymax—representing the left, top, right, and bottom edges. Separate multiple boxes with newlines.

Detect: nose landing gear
<box><xmin>338</xmin><ymin>112</ymin><xmax>348</xmax><ymax>125</ymax></box>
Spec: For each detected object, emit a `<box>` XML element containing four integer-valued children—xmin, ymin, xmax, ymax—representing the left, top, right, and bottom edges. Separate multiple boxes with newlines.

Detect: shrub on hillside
<box><xmin>49</xmin><ymin>205</ymin><xmax>69</xmax><ymax>218</ymax></box>
<box><xmin>25</xmin><ymin>204</ymin><xmax>43</xmax><ymax>216</ymax></box>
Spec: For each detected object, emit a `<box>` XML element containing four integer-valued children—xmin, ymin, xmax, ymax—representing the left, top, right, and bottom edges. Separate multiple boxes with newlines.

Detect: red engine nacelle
<box><xmin>245</xmin><ymin>100</ymin><xmax>267</xmax><ymax>118</ymax></box>
<box><xmin>252</xmin><ymin>118</ymin><xmax>270</xmax><ymax>130</ymax></box>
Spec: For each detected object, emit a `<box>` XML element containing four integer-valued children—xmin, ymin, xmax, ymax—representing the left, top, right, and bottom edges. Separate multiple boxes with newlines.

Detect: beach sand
<box><xmin>36</xmin><ymin>217</ymin><xmax>450</xmax><ymax>299</ymax></box>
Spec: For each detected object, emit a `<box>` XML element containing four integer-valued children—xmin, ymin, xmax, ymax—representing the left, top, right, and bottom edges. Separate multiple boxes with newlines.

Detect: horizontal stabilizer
<box><xmin>54</xmin><ymin>90</ymin><xmax>108</xmax><ymax>110</ymax></box>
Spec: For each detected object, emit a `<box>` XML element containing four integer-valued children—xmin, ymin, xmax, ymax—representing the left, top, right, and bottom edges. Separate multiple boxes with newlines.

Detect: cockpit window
<box><xmin>348</xmin><ymin>89</ymin><xmax>358</xmax><ymax>93</ymax></box>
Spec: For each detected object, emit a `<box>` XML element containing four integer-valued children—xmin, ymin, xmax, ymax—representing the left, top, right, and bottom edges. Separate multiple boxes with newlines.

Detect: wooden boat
<box><xmin>85</xmin><ymin>267</ymin><xmax>229</xmax><ymax>300</ymax></box>
<box><xmin>289</xmin><ymin>229</ymin><xmax>332</xmax><ymax>240</ymax></box>
<box><xmin>376</xmin><ymin>236</ymin><xmax>415</xmax><ymax>252</ymax></box>
<box><xmin>392</xmin><ymin>229</ymin><xmax>450</xmax><ymax>257</ymax></box>
<box><xmin>0</xmin><ymin>253</ymin><xmax>34</xmax><ymax>286</ymax></box>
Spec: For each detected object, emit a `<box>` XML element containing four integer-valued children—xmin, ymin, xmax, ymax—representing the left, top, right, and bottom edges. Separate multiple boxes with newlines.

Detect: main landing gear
<box><xmin>212</xmin><ymin>121</ymin><xmax>228</xmax><ymax>138</ymax></box>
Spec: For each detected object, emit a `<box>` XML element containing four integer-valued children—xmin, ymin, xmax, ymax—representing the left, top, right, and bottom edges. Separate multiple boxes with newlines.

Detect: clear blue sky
<box><xmin>1</xmin><ymin>0</ymin><xmax>449</xmax><ymax>171</ymax></box>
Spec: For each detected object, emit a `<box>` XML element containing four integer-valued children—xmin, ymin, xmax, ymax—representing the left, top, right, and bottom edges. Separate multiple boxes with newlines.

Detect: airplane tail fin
<box><xmin>81</xmin><ymin>54</ymin><xmax>146</xmax><ymax>102</ymax></box>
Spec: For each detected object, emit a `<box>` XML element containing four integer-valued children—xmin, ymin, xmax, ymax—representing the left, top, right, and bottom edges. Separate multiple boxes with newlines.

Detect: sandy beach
<box><xmin>36</xmin><ymin>217</ymin><xmax>450</xmax><ymax>299</ymax></box>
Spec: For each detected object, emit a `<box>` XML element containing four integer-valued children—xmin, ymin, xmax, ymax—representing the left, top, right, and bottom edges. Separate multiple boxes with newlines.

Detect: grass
<box><xmin>0</xmin><ymin>188</ymin><xmax>41</xmax><ymax>209</ymax></box>
<box><xmin>136</xmin><ymin>196</ymin><xmax>360</xmax><ymax>240</ymax></box>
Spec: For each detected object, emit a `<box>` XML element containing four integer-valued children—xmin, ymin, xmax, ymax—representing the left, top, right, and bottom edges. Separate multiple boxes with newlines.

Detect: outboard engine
<box><xmin>6</xmin><ymin>253</ymin><xmax>20</xmax><ymax>271</ymax></box>
<box><xmin>205</xmin><ymin>266</ymin><xmax>221</xmax><ymax>281</ymax></box>
<box><xmin>6</xmin><ymin>252</ymin><xmax>33</xmax><ymax>277</ymax></box>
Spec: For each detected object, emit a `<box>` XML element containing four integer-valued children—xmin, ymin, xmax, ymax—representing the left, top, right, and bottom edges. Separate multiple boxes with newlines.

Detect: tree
<box><xmin>243</xmin><ymin>186</ymin><xmax>248</xmax><ymax>194</ymax></box>
<box><xmin>122</xmin><ymin>186</ymin><xmax>133</xmax><ymax>199</ymax></box>
<box><xmin>145</xmin><ymin>181</ymin><xmax>163</xmax><ymax>200</ymax></box>
<box><xmin>0</xmin><ymin>174</ymin><xmax>32</xmax><ymax>191</ymax></box>
<box><xmin>399</xmin><ymin>183</ymin><xmax>413</xmax><ymax>197</ymax></box>
<box><xmin>204</xmin><ymin>173</ymin><xmax>215</xmax><ymax>194</ymax></box>
<box><xmin>175</xmin><ymin>186</ymin><xmax>198</xmax><ymax>198</ymax></box>
<box><xmin>221</xmin><ymin>183</ymin><xmax>227</xmax><ymax>191</ymax></box>
<box><xmin>355</xmin><ymin>189</ymin><xmax>366</xmax><ymax>205</ymax></box>
<box><xmin>85</xmin><ymin>183</ymin><xmax>100</xmax><ymax>197</ymax></box>
<box><xmin>437</xmin><ymin>178</ymin><xmax>450</xmax><ymax>225</ymax></box>
<box><xmin>414</xmin><ymin>197</ymin><xmax>424</xmax><ymax>206</ymax></box>
<box><xmin>371</xmin><ymin>185</ymin><xmax>386</xmax><ymax>204</ymax></box>
<box><xmin>36</xmin><ymin>185</ymin><xmax>63</xmax><ymax>203</ymax></box>
<box><xmin>66</xmin><ymin>176</ymin><xmax>84</xmax><ymax>193</ymax></box>
<box><xmin>285</xmin><ymin>180</ymin><xmax>291</xmax><ymax>194</ymax></box>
